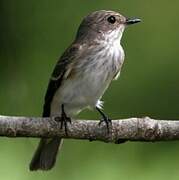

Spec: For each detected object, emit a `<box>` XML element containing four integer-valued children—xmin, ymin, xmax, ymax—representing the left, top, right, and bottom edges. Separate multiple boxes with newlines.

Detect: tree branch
<box><xmin>0</xmin><ymin>115</ymin><xmax>179</xmax><ymax>143</ymax></box>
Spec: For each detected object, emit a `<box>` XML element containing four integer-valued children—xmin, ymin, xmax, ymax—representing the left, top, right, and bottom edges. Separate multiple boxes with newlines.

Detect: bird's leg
<box><xmin>96</xmin><ymin>107</ymin><xmax>112</xmax><ymax>133</ymax></box>
<box><xmin>55</xmin><ymin>104</ymin><xmax>71</xmax><ymax>136</ymax></box>
<box><xmin>61</xmin><ymin>104</ymin><xmax>71</xmax><ymax>135</ymax></box>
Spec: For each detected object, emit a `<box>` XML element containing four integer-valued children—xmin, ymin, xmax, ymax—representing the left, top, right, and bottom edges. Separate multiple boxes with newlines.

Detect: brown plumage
<box><xmin>29</xmin><ymin>10</ymin><xmax>140</xmax><ymax>171</ymax></box>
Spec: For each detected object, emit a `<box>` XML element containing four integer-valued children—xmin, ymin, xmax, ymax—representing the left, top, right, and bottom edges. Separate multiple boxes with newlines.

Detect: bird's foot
<box><xmin>60</xmin><ymin>114</ymin><xmax>71</xmax><ymax>136</ymax></box>
<box><xmin>96</xmin><ymin>107</ymin><xmax>112</xmax><ymax>133</ymax></box>
<box><xmin>54</xmin><ymin>105</ymin><xmax>71</xmax><ymax>136</ymax></box>
<box><xmin>55</xmin><ymin>116</ymin><xmax>71</xmax><ymax>136</ymax></box>
<box><xmin>98</xmin><ymin>116</ymin><xmax>112</xmax><ymax>133</ymax></box>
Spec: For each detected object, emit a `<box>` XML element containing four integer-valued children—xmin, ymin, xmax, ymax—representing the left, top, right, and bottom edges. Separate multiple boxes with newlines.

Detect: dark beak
<box><xmin>125</xmin><ymin>18</ymin><xmax>141</xmax><ymax>25</ymax></box>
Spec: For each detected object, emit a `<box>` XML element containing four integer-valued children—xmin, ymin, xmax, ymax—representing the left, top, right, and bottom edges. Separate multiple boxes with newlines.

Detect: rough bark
<box><xmin>0</xmin><ymin>115</ymin><xmax>179</xmax><ymax>143</ymax></box>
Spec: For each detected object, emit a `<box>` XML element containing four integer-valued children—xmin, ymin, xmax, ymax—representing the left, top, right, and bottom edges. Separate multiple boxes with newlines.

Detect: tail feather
<box><xmin>29</xmin><ymin>138</ymin><xmax>62</xmax><ymax>171</ymax></box>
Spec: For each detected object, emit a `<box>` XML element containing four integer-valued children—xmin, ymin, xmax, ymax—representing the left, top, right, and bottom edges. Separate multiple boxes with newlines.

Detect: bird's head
<box><xmin>76</xmin><ymin>10</ymin><xmax>141</xmax><ymax>43</ymax></box>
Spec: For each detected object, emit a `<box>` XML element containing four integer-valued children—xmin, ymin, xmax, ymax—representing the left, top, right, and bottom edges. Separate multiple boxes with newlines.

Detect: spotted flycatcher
<box><xmin>30</xmin><ymin>10</ymin><xmax>141</xmax><ymax>171</ymax></box>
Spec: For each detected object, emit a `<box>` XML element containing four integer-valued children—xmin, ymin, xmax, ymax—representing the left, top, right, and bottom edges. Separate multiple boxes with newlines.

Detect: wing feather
<box><xmin>42</xmin><ymin>43</ymin><xmax>82</xmax><ymax>117</ymax></box>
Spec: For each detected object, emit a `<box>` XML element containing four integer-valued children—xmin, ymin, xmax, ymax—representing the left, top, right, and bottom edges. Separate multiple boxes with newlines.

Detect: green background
<box><xmin>1</xmin><ymin>0</ymin><xmax>179</xmax><ymax>180</ymax></box>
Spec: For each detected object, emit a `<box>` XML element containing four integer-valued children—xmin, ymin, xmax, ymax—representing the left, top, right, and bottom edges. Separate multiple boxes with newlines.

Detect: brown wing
<box><xmin>42</xmin><ymin>43</ymin><xmax>82</xmax><ymax>117</ymax></box>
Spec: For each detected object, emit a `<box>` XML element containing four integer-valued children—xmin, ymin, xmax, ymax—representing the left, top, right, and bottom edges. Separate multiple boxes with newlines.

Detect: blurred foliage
<box><xmin>0</xmin><ymin>0</ymin><xmax>179</xmax><ymax>180</ymax></box>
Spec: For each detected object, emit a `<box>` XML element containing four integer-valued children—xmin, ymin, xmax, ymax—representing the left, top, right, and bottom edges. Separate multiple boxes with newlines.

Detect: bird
<box><xmin>29</xmin><ymin>10</ymin><xmax>141</xmax><ymax>171</ymax></box>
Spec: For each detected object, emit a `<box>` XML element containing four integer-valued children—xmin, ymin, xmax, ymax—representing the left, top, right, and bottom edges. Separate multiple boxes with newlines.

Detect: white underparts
<box><xmin>50</xmin><ymin>26</ymin><xmax>125</xmax><ymax>117</ymax></box>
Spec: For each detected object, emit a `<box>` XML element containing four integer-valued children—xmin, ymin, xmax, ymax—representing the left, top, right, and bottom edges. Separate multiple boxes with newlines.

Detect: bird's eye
<box><xmin>107</xmin><ymin>16</ymin><xmax>116</xmax><ymax>24</ymax></box>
